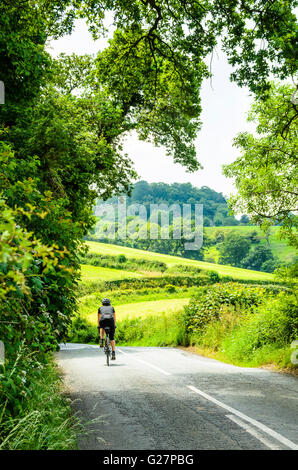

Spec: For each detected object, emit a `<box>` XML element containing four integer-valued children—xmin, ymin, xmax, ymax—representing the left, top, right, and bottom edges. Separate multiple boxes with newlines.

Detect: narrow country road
<box><xmin>56</xmin><ymin>344</ymin><xmax>298</xmax><ymax>450</ymax></box>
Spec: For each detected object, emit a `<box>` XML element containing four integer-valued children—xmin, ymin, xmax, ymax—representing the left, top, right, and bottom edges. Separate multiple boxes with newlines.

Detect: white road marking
<box><xmin>188</xmin><ymin>385</ymin><xmax>298</xmax><ymax>450</ymax></box>
<box><xmin>117</xmin><ymin>348</ymin><xmax>171</xmax><ymax>376</ymax></box>
<box><xmin>226</xmin><ymin>414</ymin><xmax>281</xmax><ymax>450</ymax></box>
<box><xmin>60</xmin><ymin>343</ymin><xmax>95</xmax><ymax>350</ymax></box>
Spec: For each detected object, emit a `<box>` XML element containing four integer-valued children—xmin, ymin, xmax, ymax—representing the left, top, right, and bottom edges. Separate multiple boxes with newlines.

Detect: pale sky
<box><xmin>47</xmin><ymin>18</ymin><xmax>255</xmax><ymax>199</ymax></box>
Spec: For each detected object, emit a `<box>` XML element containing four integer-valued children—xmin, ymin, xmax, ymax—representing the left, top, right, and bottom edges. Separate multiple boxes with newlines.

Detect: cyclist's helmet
<box><xmin>102</xmin><ymin>298</ymin><xmax>111</xmax><ymax>305</ymax></box>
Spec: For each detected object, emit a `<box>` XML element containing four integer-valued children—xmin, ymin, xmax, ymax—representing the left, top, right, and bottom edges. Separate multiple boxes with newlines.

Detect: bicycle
<box><xmin>103</xmin><ymin>326</ymin><xmax>112</xmax><ymax>366</ymax></box>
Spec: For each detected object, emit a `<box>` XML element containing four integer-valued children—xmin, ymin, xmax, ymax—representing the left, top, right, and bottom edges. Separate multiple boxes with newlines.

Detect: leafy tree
<box><xmin>241</xmin><ymin>245</ymin><xmax>275</xmax><ymax>271</ymax></box>
<box><xmin>214</xmin><ymin>217</ymin><xmax>223</xmax><ymax>227</ymax></box>
<box><xmin>0</xmin><ymin>0</ymin><xmax>74</xmax><ymax>126</ymax></box>
<box><xmin>222</xmin><ymin>216</ymin><xmax>239</xmax><ymax>226</ymax></box>
<box><xmin>77</xmin><ymin>0</ymin><xmax>297</xmax><ymax>96</ymax></box>
<box><xmin>245</xmin><ymin>230</ymin><xmax>261</xmax><ymax>244</ymax></box>
<box><xmin>240</xmin><ymin>214</ymin><xmax>250</xmax><ymax>225</ymax></box>
<box><xmin>223</xmin><ymin>83</ymin><xmax>298</xmax><ymax>247</ymax></box>
<box><xmin>219</xmin><ymin>232</ymin><xmax>251</xmax><ymax>266</ymax></box>
<box><xmin>261</xmin><ymin>259</ymin><xmax>280</xmax><ymax>273</ymax></box>
<box><xmin>1</xmin><ymin>0</ymin><xmax>297</xmax><ymax>438</ymax></box>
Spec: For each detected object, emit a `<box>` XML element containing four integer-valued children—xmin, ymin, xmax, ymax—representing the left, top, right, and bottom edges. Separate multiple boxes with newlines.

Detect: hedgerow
<box><xmin>79</xmin><ymin>252</ymin><xmax>167</xmax><ymax>272</ymax></box>
<box><xmin>183</xmin><ymin>283</ymin><xmax>268</xmax><ymax>335</ymax></box>
<box><xmin>0</xmin><ymin>198</ymin><xmax>78</xmax><ymax>419</ymax></box>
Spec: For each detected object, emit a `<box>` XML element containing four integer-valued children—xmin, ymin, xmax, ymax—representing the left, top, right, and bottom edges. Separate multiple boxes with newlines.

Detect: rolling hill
<box><xmin>84</xmin><ymin>241</ymin><xmax>274</xmax><ymax>281</ymax></box>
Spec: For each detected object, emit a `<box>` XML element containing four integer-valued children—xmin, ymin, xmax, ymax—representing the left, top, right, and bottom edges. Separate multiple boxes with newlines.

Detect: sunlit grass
<box><xmin>80</xmin><ymin>264</ymin><xmax>144</xmax><ymax>282</ymax></box>
<box><xmin>85</xmin><ymin>241</ymin><xmax>274</xmax><ymax>281</ymax></box>
<box><xmin>78</xmin><ymin>288</ymin><xmax>195</xmax><ymax>316</ymax></box>
<box><xmin>84</xmin><ymin>298</ymin><xmax>190</xmax><ymax>325</ymax></box>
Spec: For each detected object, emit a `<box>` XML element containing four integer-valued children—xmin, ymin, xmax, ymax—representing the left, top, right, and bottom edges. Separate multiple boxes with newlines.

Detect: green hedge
<box><xmin>183</xmin><ymin>283</ymin><xmax>268</xmax><ymax>335</ymax></box>
<box><xmin>220</xmin><ymin>292</ymin><xmax>298</xmax><ymax>366</ymax></box>
<box><xmin>77</xmin><ymin>274</ymin><xmax>211</xmax><ymax>296</ymax></box>
<box><xmin>79</xmin><ymin>252</ymin><xmax>167</xmax><ymax>272</ymax></box>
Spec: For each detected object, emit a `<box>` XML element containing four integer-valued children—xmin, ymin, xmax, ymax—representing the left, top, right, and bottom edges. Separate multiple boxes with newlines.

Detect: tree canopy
<box><xmin>223</xmin><ymin>82</ymin><xmax>298</xmax><ymax>247</ymax></box>
<box><xmin>0</xmin><ymin>0</ymin><xmax>297</xmax><ymax>422</ymax></box>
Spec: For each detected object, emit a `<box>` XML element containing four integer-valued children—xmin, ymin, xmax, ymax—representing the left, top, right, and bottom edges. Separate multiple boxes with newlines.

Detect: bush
<box><xmin>190</xmin><ymin>304</ymin><xmax>243</xmax><ymax>350</ymax></box>
<box><xmin>169</xmin><ymin>264</ymin><xmax>201</xmax><ymax>274</ymax></box>
<box><xmin>183</xmin><ymin>283</ymin><xmax>267</xmax><ymax>335</ymax></box>
<box><xmin>222</xmin><ymin>292</ymin><xmax>298</xmax><ymax>364</ymax></box>
<box><xmin>116</xmin><ymin>312</ymin><xmax>188</xmax><ymax>347</ymax></box>
<box><xmin>165</xmin><ymin>284</ymin><xmax>176</xmax><ymax>293</ymax></box>
<box><xmin>68</xmin><ymin>316</ymin><xmax>98</xmax><ymax>344</ymax></box>
<box><xmin>208</xmin><ymin>270</ymin><xmax>220</xmax><ymax>283</ymax></box>
<box><xmin>261</xmin><ymin>259</ymin><xmax>280</xmax><ymax>273</ymax></box>
<box><xmin>0</xmin><ymin>199</ymin><xmax>77</xmax><ymax>418</ymax></box>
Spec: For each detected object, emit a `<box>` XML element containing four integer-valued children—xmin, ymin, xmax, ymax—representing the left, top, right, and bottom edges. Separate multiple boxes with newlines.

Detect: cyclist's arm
<box><xmin>113</xmin><ymin>308</ymin><xmax>116</xmax><ymax>326</ymax></box>
<box><xmin>98</xmin><ymin>309</ymin><xmax>101</xmax><ymax>327</ymax></box>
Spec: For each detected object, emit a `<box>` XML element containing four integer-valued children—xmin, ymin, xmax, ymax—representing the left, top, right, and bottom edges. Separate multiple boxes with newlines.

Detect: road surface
<box><xmin>57</xmin><ymin>344</ymin><xmax>298</xmax><ymax>450</ymax></box>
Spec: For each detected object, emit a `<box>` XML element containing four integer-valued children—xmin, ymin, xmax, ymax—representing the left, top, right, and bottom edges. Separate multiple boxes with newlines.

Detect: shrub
<box><xmin>183</xmin><ymin>283</ymin><xmax>267</xmax><ymax>335</ymax></box>
<box><xmin>116</xmin><ymin>312</ymin><xmax>188</xmax><ymax>347</ymax></box>
<box><xmin>208</xmin><ymin>270</ymin><xmax>220</xmax><ymax>283</ymax></box>
<box><xmin>165</xmin><ymin>284</ymin><xmax>176</xmax><ymax>293</ymax></box>
<box><xmin>222</xmin><ymin>292</ymin><xmax>298</xmax><ymax>363</ymax></box>
<box><xmin>190</xmin><ymin>304</ymin><xmax>243</xmax><ymax>350</ymax></box>
<box><xmin>0</xmin><ymin>199</ymin><xmax>77</xmax><ymax>418</ymax></box>
<box><xmin>77</xmin><ymin>274</ymin><xmax>210</xmax><ymax>296</ymax></box>
<box><xmin>68</xmin><ymin>316</ymin><xmax>98</xmax><ymax>344</ymax></box>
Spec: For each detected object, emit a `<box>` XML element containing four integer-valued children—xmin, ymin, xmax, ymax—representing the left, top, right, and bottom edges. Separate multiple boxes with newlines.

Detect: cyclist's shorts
<box><xmin>99</xmin><ymin>318</ymin><xmax>115</xmax><ymax>340</ymax></box>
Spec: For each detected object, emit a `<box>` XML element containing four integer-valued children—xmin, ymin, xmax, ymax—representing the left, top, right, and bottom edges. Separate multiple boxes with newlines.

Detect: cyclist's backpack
<box><xmin>99</xmin><ymin>305</ymin><xmax>114</xmax><ymax>320</ymax></box>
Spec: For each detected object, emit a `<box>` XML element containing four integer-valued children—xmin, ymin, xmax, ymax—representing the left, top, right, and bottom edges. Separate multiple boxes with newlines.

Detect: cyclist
<box><xmin>98</xmin><ymin>298</ymin><xmax>116</xmax><ymax>360</ymax></box>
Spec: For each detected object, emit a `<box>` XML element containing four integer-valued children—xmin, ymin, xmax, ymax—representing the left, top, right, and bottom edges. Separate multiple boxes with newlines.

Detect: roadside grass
<box><xmin>180</xmin><ymin>344</ymin><xmax>295</xmax><ymax>371</ymax></box>
<box><xmin>116</xmin><ymin>311</ymin><xmax>186</xmax><ymax>347</ymax></box>
<box><xmin>85</xmin><ymin>241</ymin><xmax>274</xmax><ymax>281</ymax></box>
<box><xmin>186</xmin><ymin>292</ymin><xmax>298</xmax><ymax>371</ymax></box>
<box><xmin>0</xmin><ymin>357</ymin><xmax>81</xmax><ymax>450</ymax></box>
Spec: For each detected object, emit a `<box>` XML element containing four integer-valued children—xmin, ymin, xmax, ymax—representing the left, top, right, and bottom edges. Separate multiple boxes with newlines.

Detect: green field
<box><xmin>84</xmin><ymin>298</ymin><xmax>190</xmax><ymax>324</ymax></box>
<box><xmin>80</xmin><ymin>264</ymin><xmax>144</xmax><ymax>281</ymax></box>
<box><xmin>85</xmin><ymin>241</ymin><xmax>274</xmax><ymax>281</ymax></box>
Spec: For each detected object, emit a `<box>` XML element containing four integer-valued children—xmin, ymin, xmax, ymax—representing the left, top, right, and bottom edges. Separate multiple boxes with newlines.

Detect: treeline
<box><xmin>103</xmin><ymin>180</ymin><xmax>250</xmax><ymax>227</ymax></box>
<box><xmin>85</xmin><ymin>228</ymin><xmax>286</xmax><ymax>272</ymax></box>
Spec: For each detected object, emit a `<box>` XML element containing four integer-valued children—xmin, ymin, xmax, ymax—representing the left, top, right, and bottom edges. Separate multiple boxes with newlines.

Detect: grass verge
<box><xmin>0</xmin><ymin>355</ymin><xmax>81</xmax><ymax>450</ymax></box>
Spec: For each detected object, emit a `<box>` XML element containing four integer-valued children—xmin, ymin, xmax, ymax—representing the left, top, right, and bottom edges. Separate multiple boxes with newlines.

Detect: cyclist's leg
<box><xmin>99</xmin><ymin>319</ymin><xmax>105</xmax><ymax>347</ymax></box>
<box><xmin>108</xmin><ymin>319</ymin><xmax>116</xmax><ymax>357</ymax></box>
